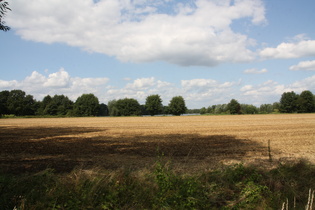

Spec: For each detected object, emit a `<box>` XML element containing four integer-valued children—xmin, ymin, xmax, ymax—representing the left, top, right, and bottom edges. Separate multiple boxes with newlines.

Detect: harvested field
<box><xmin>0</xmin><ymin>114</ymin><xmax>314</xmax><ymax>174</ymax></box>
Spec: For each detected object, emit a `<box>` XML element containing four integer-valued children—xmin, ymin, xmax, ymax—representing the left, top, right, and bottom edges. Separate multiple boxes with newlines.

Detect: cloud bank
<box><xmin>0</xmin><ymin>68</ymin><xmax>109</xmax><ymax>101</ymax></box>
<box><xmin>8</xmin><ymin>0</ymin><xmax>266</xmax><ymax>66</ymax></box>
<box><xmin>1</xmin><ymin>68</ymin><xmax>315</xmax><ymax>108</ymax></box>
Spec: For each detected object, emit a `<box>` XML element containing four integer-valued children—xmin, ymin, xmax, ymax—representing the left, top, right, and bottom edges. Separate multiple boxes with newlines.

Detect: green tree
<box><xmin>6</xmin><ymin>90</ymin><xmax>37</xmax><ymax>116</ymax></box>
<box><xmin>241</xmin><ymin>104</ymin><xmax>258</xmax><ymax>114</ymax></box>
<box><xmin>227</xmin><ymin>99</ymin><xmax>241</xmax><ymax>114</ymax></box>
<box><xmin>213</xmin><ymin>104</ymin><xmax>228</xmax><ymax>114</ymax></box>
<box><xmin>259</xmin><ymin>104</ymin><xmax>273</xmax><ymax>114</ymax></box>
<box><xmin>24</xmin><ymin>94</ymin><xmax>38</xmax><ymax>115</ymax></box>
<box><xmin>115</xmin><ymin>98</ymin><xmax>141</xmax><ymax>116</ymax></box>
<box><xmin>272</xmin><ymin>102</ymin><xmax>280</xmax><ymax>113</ymax></box>
<box><xmin>37</xmin><ymin>95</ymin><xmax>53</xmax><ymax>115</ymax></box>
<box><xmin>207</xmin><ymin>105</ymin><xmax>215</xmax><ymax>114</ymax></box>
<box><xmin>98</xmin><ymin>103</ymin><xmax>109</xmax><ymax>116</ymax></box>
<box><xmin>162</xmin><ymin>105</ymin><xmax>169</xmax><ymax>115</ymax></box>
<box><xmin>200</xmin><ymin>107</ymin><xmax>207</xmax><ymax>115</ymax></box>
<box><xmin>140</xmin><ymin>105</ymin><xmax>149</xmax><ymax>115</ymax></box>
<box><xmin>168</xmin><ymin>96</ymin><xmax>187</xmax><ymax>116</ymax></box>
<box><xmin>280</xmin><ymin>91</ymin><xmax>298</xmax><ymax>113</ymax></box>
<box><xmin>53</xmin><ymin>95</ymin><xmax>73</xmax><ymax>115</ymax></box>
<box><xmin>74</xmin><ymin>94</ymin><xmax>100</xmax><ymax>116</ymax></box>
<box><xmin>0</xmin><ymin>90</ymin><xmax>10</xmax><ymax>116</ymax></box>
<box><xmin>145</xmin><ymin>94</ymin><xmax>163</xmax><ymax>116</ymax></box>
<box><xmin>108</xmin><ymin>100</ymin><xmax>120</xmax><ymax>116</ymax></box>
<box><xmin>297</xmin><ymin>90</ymin><xmax>315</xmax><ymax>113</ymax></box>
<box><xmin>37</xmin><ymin>95</ymin><xmax>73</xmax><ymax>116</ymax></box>
<box><xmin>0</xmin><ymin>0</ymin><xmax>11</xmax><ymax>31</ymax></box>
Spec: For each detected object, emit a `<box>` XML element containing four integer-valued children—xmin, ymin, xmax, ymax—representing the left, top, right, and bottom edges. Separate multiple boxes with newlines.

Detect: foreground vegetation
<box><xmin>1</xmin><ymin>159</ymin><xmax>315</xmax><ymax>209</ymax></box>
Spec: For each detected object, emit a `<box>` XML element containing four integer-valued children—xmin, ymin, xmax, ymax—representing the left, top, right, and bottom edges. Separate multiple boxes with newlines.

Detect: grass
<box><xmin>1</xmin><ymin>159</ymin><xmax>315</xmax><ymax>209</ymax></box>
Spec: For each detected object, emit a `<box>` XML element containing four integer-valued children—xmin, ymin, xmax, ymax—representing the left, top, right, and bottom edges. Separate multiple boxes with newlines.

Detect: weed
<box><xmin>1</xmin><ymin>160</ymin><xmax>315</xmax><ymax>209</ymax></box>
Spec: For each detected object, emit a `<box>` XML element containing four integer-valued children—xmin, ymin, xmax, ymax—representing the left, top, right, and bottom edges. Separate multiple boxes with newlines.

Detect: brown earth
<box><xmin>0</xmin><ymin>114</ymin><xmax>314</xmax><ymax>174</ymax></box>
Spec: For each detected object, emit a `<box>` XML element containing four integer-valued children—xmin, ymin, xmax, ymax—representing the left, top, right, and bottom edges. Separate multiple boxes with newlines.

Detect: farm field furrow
<box><xmin>0</xmin><ymin>114</ymin><xmax>314</xmax><ymax>174</ymax></box>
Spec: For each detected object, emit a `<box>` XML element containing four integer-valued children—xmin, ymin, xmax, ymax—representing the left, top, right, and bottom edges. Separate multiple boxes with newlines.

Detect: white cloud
<box><xmin>43</xmin><ymin>68</ymin><xmax>71</xmax><ymax>88</ymax></box>
<box><xmin>125</xmin><ymin>77</ymin><xmax>156</xmax><ymax>90</ymax></box>
<box><xmin>0</xmin><ymin>80</ymin><xmax>19</xmax><ymax>89</ymax></box>
<box><xmin>107</xmin><ymin>77</ymin><xmax>241</xmax><ymax>107</ymax></box>
<box><xmin>108</xmin><ymin>77</ymin><xmax>175</xmax><ymax>103</ymax></box>
<box><xmin>8</xmin><ymin>0</ymin><xmax>266</xmax><ymax>66</ymax></box>
<box><xmin>239</xmin><ymin>76</ymin><xmax>315</xmax><ymax>105</ymax></box>
<box><xmin>241</xmin><ymin>80</ymin><xmax>284</xmax><ymax>96</ymax></box>
<box><xmin>243</xmin><ymin>68</ymin><xmax>268</xmax><ymax>74</ymax></box>
<box><xmin>180</xmin><ymin>78</ymin><xmax>239</xmax><ymax>106</ymax></box>
<box><xmin>260</xmin><ymin>39</ymin><xmax>315</xmax><ymax>59</ymax></box>
<box><xmin>240</xmin><ymin>85</ymin><xmax>253</xmax><ymax>92</ymax></box>
<box><xmin>181</xmin><ymin>79</ymin><xmax>218</xmax><ymax>89</ymax></box>
<box><xmin>1</xmin><ymin>69</ymin><xmax>315</xmax><ymax>108</ymax></box>
<box><xmin>0</xmin><ymin>68</ymin><xmax>109</xmax><ymax>102</ymax></box>
<box><xmin>289</xmin><ymin>60</ymin><xmax>315</xmax><ymax>71</ymax></box>
<box><xmin>24</xmin><ymin>71</ymin><xmax>46</xmax><ymax>84</ymax></box>
<box><xmin>289</xmin><ymin>75</ymin><xmax>315</xmax><ymax>92</ymax></box>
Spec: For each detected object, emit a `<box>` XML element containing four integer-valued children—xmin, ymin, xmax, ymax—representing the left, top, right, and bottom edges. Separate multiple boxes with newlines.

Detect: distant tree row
<box><xmin>279</xmin><ymin>90</ymin><xmax>315</xmax><ymax>113</ymax></box>
<box><xmin>107</xmin><ymin>95</ymin><xmax>187</xmax><ymax>116</ymax></box>
<box><xmin>194</xmin><ymin>100</ymin><xmax>278</xmax><ymax>115</ymax></box>
<box><xmin>193</xmin><ymin>90</ymin><xmax>315</xmax><ymax>115</ymax></box>
<box><xmin>0</xmin><ymin>90</ymin><xmax>187</xmax><ymax>117</ymax></box>
<box><xmin>1</xmin><ymin>89</ymin><xmax>314</xmax><ymax>117</ymax></box>
<box><xmin>0</xmin><ymin>90</ymin><xmax>104</xmax><ymax>117</ymax></box>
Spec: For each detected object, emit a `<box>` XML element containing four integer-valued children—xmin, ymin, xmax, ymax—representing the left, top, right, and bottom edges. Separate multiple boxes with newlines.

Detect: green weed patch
<box><xmin>1</xmin><ymin>160</ymin><xmax>315</xmax><ymax>209</ymax></box>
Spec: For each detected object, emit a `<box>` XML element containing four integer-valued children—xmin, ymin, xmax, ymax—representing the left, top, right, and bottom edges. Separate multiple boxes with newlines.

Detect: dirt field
<box><xmin>0</xmin><ymin>114</ymin><xmax>314</xmax><ymax>174</ymax></box>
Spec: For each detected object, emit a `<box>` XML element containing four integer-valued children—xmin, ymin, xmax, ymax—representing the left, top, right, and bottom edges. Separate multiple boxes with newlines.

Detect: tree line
<box><xmin>0</xmin><ymin>90</ymin><xmax>187</xmax><ymax>117</ymax></box>
<box><xmin>195</xmin><ymin>90</ymin><xmax>315</xmax><ymax>115</ymax></box>
<box><xmin>0</xmin><ymin>89</ymin><xmax>314</xmax><ymax>117</ymax></box>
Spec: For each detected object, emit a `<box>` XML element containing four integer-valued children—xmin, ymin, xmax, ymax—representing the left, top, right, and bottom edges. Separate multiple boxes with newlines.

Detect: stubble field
<box><xmin>0</xmin><ymin>114</ymin><xmax>315</xmax><ymax>174</ymax></box>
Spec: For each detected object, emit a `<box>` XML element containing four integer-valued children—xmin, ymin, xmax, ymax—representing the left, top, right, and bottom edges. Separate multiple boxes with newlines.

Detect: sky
<box><xmin>1</xmin><ymin>0</ymin><xmax>315</xmax><ymax>109</ymax></box>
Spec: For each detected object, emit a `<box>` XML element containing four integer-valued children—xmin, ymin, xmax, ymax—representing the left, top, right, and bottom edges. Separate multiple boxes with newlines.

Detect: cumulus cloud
<box><xmin>289</xmin><ymin>75</ymin><xmax>315</xmax><ymax>92</ymax></box>
<box><xmin>1</xmin><ymin>69</ymin><xmax>315</xmax><ymax>108</ymax></box>
<box><xmin>180</xmin><ymin>78</ymin><xmax>239</xmax><ymax>106</ymax></box>
<box><xmin>90</xmin><ymin>73</ymin><xmax>314</xmax><ymax>107</ymax></box>
<box><xmin>0</xmin><ymin>68</ymin><xmax>109</xmax><ymax>101</ymax></box>
<box><xmin>239</xmin><ymin>81</ymin><xmax>286</xmax><ymax>105</ymax></box>
<box><xmin>0</xmin><ymin>80</ymin><xmax>19</xmax><ymax>89</ymax></box>
<box><xmin>108</xmin><ymin>77</ymin><xmax>175</xmax><ymax>103</ymax></box>
<box><xmin>243</xmin><ymin>68</ymin><xmax>268</xmax><ymax>74</ymax></box>
<box><xmin>125</xmin><ymin>77</ymin><xmax>156</xmax><ymax>90</ymax></box>
<box><xmin>241</xmin><ymin>80</ymin><xmax>285</xmax><ymax>96</ymax></box>
<box><xmin>260</xmin><ymin>39</ymin><xmax>315</xmax><ymax>59</ymax></box>
<box><xmin>239</xmin><ymin>76</ymin><xmax>315</xmax><ymax>105</ymax></box>
<box><xmin>7</xmin><ymin>0</ymin><xmax>266</xmax><ymax>66</ymax></box>
<box><xmin>289</xmin><ymin>60</ymin><xmax>315</xmax><ymax>71</ymax></box>
<box><xmin>43</xmin><ymin>68</ymin><xmax>70</xmax><ymax>88</ymax></box>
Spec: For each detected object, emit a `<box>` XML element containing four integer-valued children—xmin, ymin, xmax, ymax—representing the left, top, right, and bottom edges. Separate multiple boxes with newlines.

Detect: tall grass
<box><xmin>1</xmin><ymin>159</ymin><xmax>315</xmax><ymax>209</ymax></box>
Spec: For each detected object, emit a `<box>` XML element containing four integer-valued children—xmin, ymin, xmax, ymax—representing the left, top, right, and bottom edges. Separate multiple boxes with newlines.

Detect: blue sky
<box><xmin>1</xmin><ymin>0</ymin><xmax>315</xmax><ymax>108</ymax></box>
